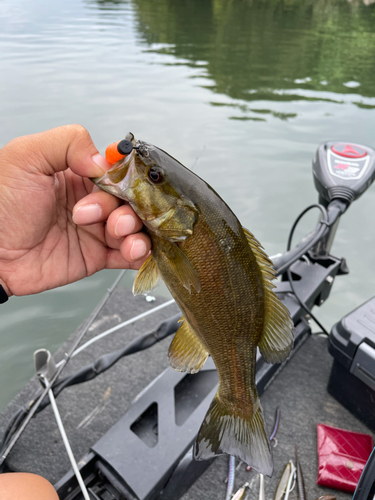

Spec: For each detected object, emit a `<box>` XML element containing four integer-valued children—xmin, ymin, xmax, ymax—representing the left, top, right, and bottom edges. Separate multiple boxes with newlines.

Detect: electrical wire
<box><xmin>286</xmin><ymin>267</ymin><xmax>329</xmax><ymax>336</ymax></box>
<box><xmin>274</xmin><ymin>204</ymin><xmax>329</xmax><ymax>277</ymax></box>
<box><xmin>285</xmin><ymin>204</ymin><xmax>330</xmax><ymax>336</ymax></box>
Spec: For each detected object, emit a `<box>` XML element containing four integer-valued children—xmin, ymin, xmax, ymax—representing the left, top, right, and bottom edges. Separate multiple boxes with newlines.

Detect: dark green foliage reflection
<box><xmin>87</xmin><ymin>0</ymin><xmax>375</xmax><ymax>108</ymax></box>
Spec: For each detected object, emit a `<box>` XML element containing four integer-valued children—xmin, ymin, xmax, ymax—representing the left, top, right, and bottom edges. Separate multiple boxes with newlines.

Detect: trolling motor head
<box><xmin>313</xmin><ymin>141</ymin><xmax>375</xmax><ymax>207</ymax></box>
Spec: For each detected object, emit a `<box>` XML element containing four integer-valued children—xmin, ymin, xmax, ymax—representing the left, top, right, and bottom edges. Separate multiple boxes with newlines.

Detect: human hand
<box><xmin>0</xmin><ymin>125</ymin><xmax>151</xmax><ymax>297</ymax></box>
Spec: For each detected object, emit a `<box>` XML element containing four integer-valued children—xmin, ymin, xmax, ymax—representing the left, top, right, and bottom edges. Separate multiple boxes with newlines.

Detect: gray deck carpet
<box><xmin>0</xmin><ymin>288</ymin><xmax>373</xmax><ymax>500</ymax></box>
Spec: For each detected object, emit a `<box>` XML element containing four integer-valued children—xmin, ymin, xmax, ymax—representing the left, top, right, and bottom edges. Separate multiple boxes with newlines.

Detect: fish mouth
<box><xmin>90</xmin><ymin>174</ymin><xmax>128</xmax><ymax>200</ymax></box>
<box><xmin>90</xmin><ymin>153</ymin><xmax>134</xmax><ymax>201</ymax></box>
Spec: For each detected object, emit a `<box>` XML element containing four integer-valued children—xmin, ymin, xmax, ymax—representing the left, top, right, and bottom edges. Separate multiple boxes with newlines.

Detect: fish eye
<box><xmin>148</xmin><ymin>167</ymin><xmax>164</xmax><ymax>184</ymax></box>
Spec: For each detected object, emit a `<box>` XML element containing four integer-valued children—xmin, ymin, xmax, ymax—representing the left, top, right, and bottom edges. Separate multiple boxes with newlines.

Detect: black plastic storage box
<box><xmin>327</xmin><ymin>296</ymin><xmax>375</xmax><ymax>432</ymax></box>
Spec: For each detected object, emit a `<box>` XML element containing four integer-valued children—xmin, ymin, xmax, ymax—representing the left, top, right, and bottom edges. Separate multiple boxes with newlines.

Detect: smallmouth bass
<box><xmin>92</xmin><ymin>134</ymin><xmax>294</xmax><ymax>476</ymax></box>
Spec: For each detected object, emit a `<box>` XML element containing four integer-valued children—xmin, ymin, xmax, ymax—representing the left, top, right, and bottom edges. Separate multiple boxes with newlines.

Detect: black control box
<box><xmin>327</xmin><ymin>296</ymin><xmax>375</xmax><ymax>431</ymax></box>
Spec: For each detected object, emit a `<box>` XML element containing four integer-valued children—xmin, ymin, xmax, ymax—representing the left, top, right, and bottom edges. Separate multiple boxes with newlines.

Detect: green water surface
<box><xmin>1</xmin><ymin>0</ymin><xmax>375</xmax><ymax>409</ymax></box>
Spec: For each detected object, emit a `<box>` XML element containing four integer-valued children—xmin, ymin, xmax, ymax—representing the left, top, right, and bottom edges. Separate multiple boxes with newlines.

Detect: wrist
<box><xmin>0</xmin><ymin>278</ymin><xmax>11</xmax><ymax>302</ymax></box>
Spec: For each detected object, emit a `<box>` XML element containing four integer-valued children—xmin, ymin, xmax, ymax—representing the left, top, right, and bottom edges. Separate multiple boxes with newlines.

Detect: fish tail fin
<box><xmin>194</xmin><ymin>392</ymin><xmax>273</xmax><ymax>477</ymax></box>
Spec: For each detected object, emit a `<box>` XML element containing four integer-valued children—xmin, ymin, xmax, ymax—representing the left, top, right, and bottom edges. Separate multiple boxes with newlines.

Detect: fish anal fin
<box><xmin>242</xmin><ymin>226</ymin><xmax>294</xmax><ymax>363</ymax></box>
<box><xmin>168</xmin><ymin>318</ymin><xmax>208</xmax><ymax>373</ymax></box>
<box><xmin>259</xmin><ymin>293</ymin><xmax>294</xmax><ymax>363</ymax></box>
<box><xmin>194</xmin><ymin>393</ymin><xmax>273</xmax><ymax>476</ymax></box>
<box><xmin>132</xmin><ymin>254</ymin><xmax>160</xmax><ymax>296</ymax></box>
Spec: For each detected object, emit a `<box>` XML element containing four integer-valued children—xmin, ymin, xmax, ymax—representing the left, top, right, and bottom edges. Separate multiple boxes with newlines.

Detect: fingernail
<box><xmin>115</xmin><ymin>214</ymin><xmax>136</xmax><ymax>237</ymax></box>
<box><xmin>92</xmin><ymin>153</ymin><xmax>111</xmax><ymax>173</ymax></box>
<box><xmin>72</xmin><ymin>204</ymin><xmax>102</xmax><ymax>225</ymax></box>
<box><xmin>130</xmin><ymin>239</ymin><xmax>147</xmax><ymax>261</ymax></box>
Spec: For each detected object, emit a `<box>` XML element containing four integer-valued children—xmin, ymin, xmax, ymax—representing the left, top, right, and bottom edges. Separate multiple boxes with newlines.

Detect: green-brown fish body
<box><xmin>92</xmin><ymin>135</ymin><xmax>294</xmax><ymax>476</ymax></box>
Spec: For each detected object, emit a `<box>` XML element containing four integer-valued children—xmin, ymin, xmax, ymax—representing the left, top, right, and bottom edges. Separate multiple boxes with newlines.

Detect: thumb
<box><xmin>3</xmin><ymin>124</ymin><xmax>111</xmax><ymax>178</ymax></box>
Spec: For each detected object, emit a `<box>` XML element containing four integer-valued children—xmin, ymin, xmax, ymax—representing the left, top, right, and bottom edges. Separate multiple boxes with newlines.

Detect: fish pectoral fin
<box><xmin>147</xmin><ymin>199</ymin><xmax>198</xmax><ymax>243</ymax></box>
<box><xmin>194</xmin><ymin>394</ymin><xmax>273</xmax><ymax>477</ymax></box>
<box><xmin>242</xmin><ymin>226</ymin><xmax>294</xmax><ymax>363</ymax></box>
<box><xmin>164</xmin><ymin>243</ymin><xmax>201</xmax><ymax>294</ymax></box>
<box><xmin>132</xmin><ymin>254</ymin><xmax>160</xmax><ymax>296</ymax></box>
<box><xmin>168</xmin><ymin>317</ymin><xmax>208</xmax><ymax>373</ymax></box>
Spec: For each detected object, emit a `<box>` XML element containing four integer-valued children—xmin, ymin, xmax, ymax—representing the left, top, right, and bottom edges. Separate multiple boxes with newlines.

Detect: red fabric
<box><xmin>317</xmin><ymin>424</ymin><xmax>373</xmax><ymax>493</ymax></box>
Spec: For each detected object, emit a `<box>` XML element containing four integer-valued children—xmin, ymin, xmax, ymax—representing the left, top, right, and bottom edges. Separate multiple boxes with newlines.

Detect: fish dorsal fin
<box><xmin>242</xmin><ymin>226</ymin><xmax>294</xmax><ymax>363</ymax></box>
<box><xmin>242</xmin><ymin>227</ymin><xmax>276</xmax><ymax>284</ymax></box>
<box><xmin>169</xmin><ymin>316</ymin><xmax>208</xmax><ymax>373</ymax></box>
<box><xmin>164</xmin><ymin>243</ymin><xmax>201</xmax><ymax>294</ymax></box>
<box><xmin>133</xmin><ymin>254</ymin><xmax>160</xmax><ymax>296</ymax></box>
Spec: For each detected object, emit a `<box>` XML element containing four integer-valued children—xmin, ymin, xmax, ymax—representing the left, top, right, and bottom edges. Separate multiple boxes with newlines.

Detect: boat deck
<box><xmin>0</xmin><ymin>287</ymin><xmax>373</xmax><ymax>500</ymax></box>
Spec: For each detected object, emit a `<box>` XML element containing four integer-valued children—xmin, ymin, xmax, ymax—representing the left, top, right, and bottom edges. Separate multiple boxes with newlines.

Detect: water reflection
<box><xmin>140</xmin><ymin>2</ymin><xmax>375</xmax><ymax>86</ymax></box>
<box><xmin>93</xmin><ymin>0</ymin><xmax>375</xmax><ymax>118</ymax></box>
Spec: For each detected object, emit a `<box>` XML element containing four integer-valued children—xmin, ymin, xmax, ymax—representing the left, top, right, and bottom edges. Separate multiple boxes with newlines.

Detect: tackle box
<box><xmin>327</xmin><ymin>296</ymin><xmax>375</xmax><ymax>432</ymax></box>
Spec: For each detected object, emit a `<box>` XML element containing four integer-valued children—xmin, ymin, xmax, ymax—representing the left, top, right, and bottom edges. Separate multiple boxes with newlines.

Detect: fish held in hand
<box><xmin>91</xmin><ymin>134</ymin><xmax>294</xmax><ymax>476</ymax></box>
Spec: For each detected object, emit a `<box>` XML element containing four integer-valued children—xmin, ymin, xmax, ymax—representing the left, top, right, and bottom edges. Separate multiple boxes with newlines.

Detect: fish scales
<box><xmin>157</xmin><ymin>220</ymin><xmax>262</xmax><ymax>403</ymax></box>
<box><xmin>152</xmin><ymin>203</ymin><xmax>264</xmax><ymax>406</ymax></box>
<box><xmin>92</xmin><ymin>135</ymin><xmax>294</xmax><ymax>476</ymax></box>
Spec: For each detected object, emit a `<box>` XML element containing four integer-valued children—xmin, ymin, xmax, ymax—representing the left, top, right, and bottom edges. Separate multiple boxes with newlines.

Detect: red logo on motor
<box><xmin>334</xmin><ymin>163</ymin><xmax>349</xmax><ymax>170</ymax></box>
<box><xmin>331</xmin><ymin>143</ymin><xmax>367</xmax><ymax>159</ymax></box>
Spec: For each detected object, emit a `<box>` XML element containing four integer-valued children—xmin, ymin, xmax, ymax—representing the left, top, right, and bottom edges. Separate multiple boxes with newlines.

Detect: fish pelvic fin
<box><xmin>133</xmin><ymin>254</ymin><xmax>160</xmax><ymax>296</ymax></box>
<box><xmin>242</xmin><ymin>227</ymin><xmax>294</xmax><ymax>364</ymax></box>
<box><xmin>194</xmin><ymin>393</ymin><xmax>273</xmax><ymax>477</ymax></box>
<box><xmin>168</xmin><ymin>317</ymin><xmax>208</xmax><ymax>373</ymax></box>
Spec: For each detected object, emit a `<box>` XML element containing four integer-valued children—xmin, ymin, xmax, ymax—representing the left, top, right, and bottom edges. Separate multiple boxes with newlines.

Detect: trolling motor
<box><xmin>310</xmin><ymin>141</ymin><xmax>375</xmax><ymax>261</ymax></box>
<box><xmin>273</xmin><ymin>141</ymin><xmax>375</xmax><ymax>276</ymax></box>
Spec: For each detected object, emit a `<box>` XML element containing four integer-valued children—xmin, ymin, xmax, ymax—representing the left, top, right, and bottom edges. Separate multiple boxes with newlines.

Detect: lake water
<box><xmin>1</xmin><ymin>0</ymin><xmax>375</xmax><ymax>410</ymax></box>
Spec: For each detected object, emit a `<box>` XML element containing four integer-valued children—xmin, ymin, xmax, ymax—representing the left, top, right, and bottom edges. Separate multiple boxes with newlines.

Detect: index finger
<box><xmin>8</xmin><ymin>124</ymin><xmax>113</xmax><ymax>178</ymax></box>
